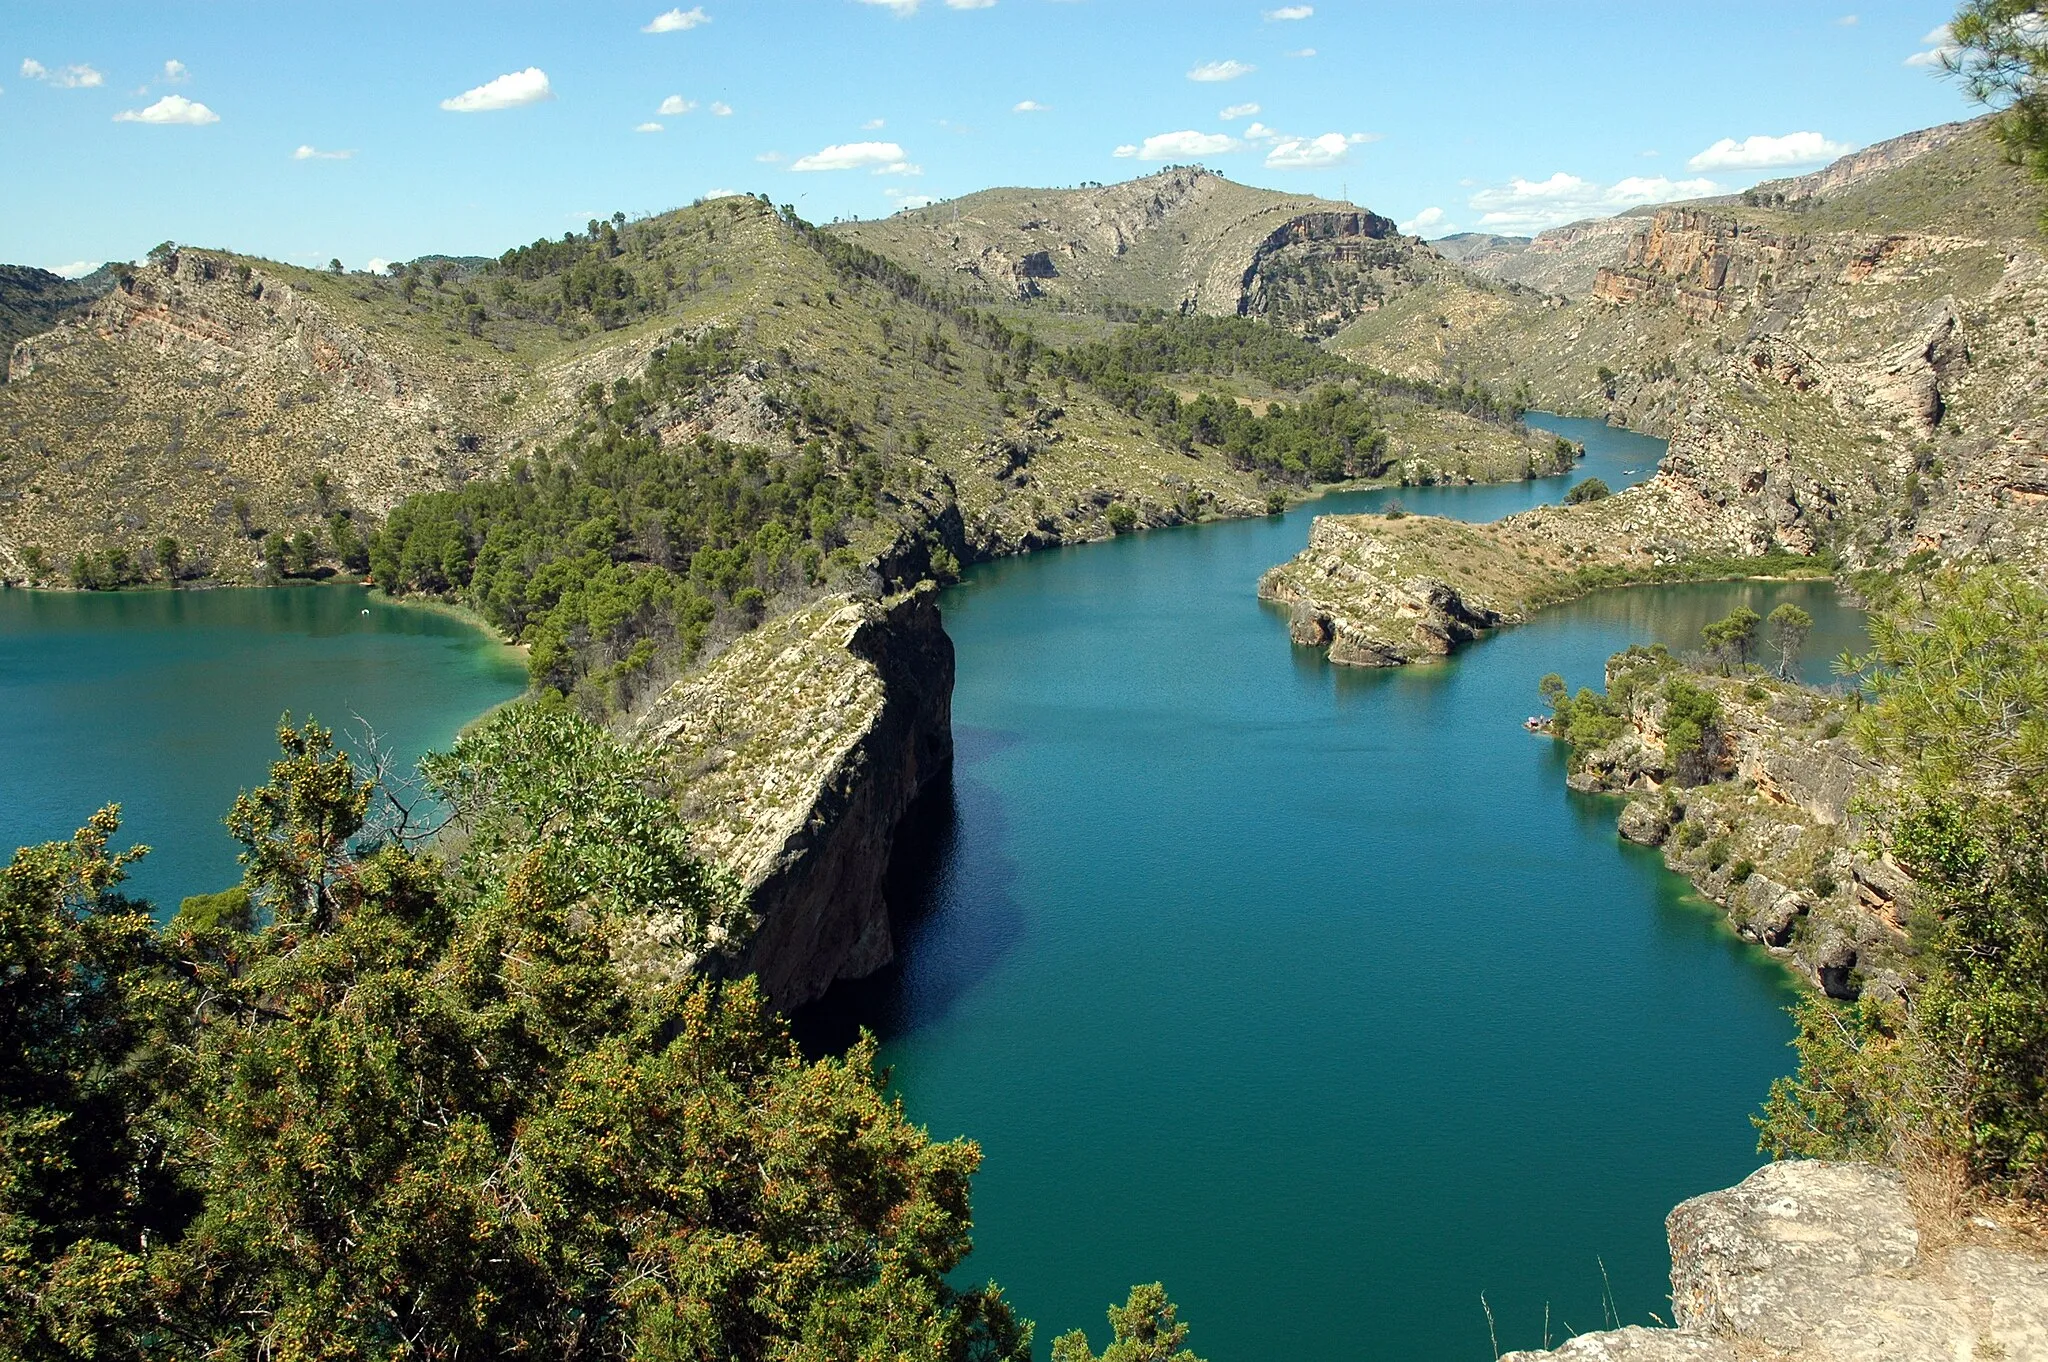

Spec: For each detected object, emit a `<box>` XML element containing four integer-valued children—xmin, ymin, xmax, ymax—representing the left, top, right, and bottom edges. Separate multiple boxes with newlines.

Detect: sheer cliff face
<box><xmin>638</xmin><ymin>586</ymin><xmax>953</xmax><ymax>1010</ymax></box>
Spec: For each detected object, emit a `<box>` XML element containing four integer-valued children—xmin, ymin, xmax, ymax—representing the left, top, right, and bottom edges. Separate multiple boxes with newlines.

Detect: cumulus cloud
<box><xmin>1264</xmin><ymin>131</ymin><xmax>1362</xmax><ymax>169</ymax></box>
<box><xmin>888</xmin><ymin>191</ymin><xmax>940</xmax><ymax>209</ymax></box>
<box><xmin>440</xmin><ymin>67</ymin><xmax>552</xmax><ymax>113</ymax></box>
<box><xmin>862</xmin><ymin>117</ymin><xmax>886</xmax><ymax>129</ymax></box>
<box><xmin>790</xmin><ymin>140</ymin><xmax>908</xmax><ymax>171</ymax></box>
<box><xmin>856</xmin><ymin>0</ymin><xmax>920</xmax><ymax>13</ymax></box>
<box><xmin>877</xmin><ymin>160</ymin><xmax>922</xmax><ymax>175</ymax></box>
<box><xmin>21</xmin><ymin>59</ymin><xmax>104</xmax><ymax>88</ymax></box>
<box><xmin>115</xmin><ymin>94</ymin><xmax>219</xmax><ymax>125</ymax></box>
<box><xmin>1264</xmin><ymin>5</ymin><xmax>1313</xmax><ymax>17</ymax></box>
<box><xmin>1686</xmin><ymin>130</ymin><xmax>1852</xmax><ymax>171</ymax></box>
<box><xmin>1117</xmin><ymin>129</ymin><xmax>1240</xmax><ymax>160</ymax></box>
<box><xmin>49</xmin><ymin>261</ymin><xmax>102</xmax><ymax>279</ymax></box>
<box><xmin>1286</xmin><ymin>47</ymin><xmax>1316</xmax><ymax>57</ymax></box>
<box><xmin>643</xmin><ymin>6</ymin><xmax>710</xmax><ymax>31</ymax></box>
<box><xmin>1013</xmin><ymin>99</ymin><xmax>1048</xmax><ymax>112</ymax></box>
<box><xmin>658</xmin><ymin>95</ymin><xmax>696</xmax><ymax>115</ymax></box>
<box><xmin>292</xmin><ymin>144</ymin><xmax>353</xmax><ymax>159</ymax></box>
<box><xmin>1188</xmin><ymin>59</ymin><xmax>1254</xmax><ymax>81</ymax></box>
<box><xmin>1219</xmin><ymin>102</ymin><xmax>1259</xmax><ymax>120</ymax></box>
<box><xmin>162</xmin><ymin>59</ymin><xmax>189</xmax><ymax>82</ymax></box>
<box><xmin>1906</xmin><ymin>23</ymin><xmax>1957</xmax><ymax>67</ymax></box>
<box><xmin>366</xmin><ymin>257</ymin><xmax>391</xmax><ymax>274</ymax></box>
<box><xmin>1467</xmin><ymin>171</ymin><xmax>1718</xmax><ymax>233</ymax></box>
<box><xmin>755</xmin><ymin>149</ymin><xmax>786</xmax><ymax>162</ymax></box>
<box><xmin>1399</xmin><ymin>207</ymin><xmax>1446</xmax><ymax>234</ymax></box>
<box><xmin>703</xmin><ymin>187</ymin><xmax>743</xmax><ymax>199</ymax></box>
<box><xmin>709</xmin><ymin>100</ymin><xmax>732</xmax><ymax>115</ymax></box>
<box><xmin>635</xmin><ymin>121</ymin><xmax>664</xmax><ymax>133</ymax></box>
<box><xmin>1836</xmin><ymin>14</ymin><xmax>1858</xmax><ymax>24</ymax></box>
<box><xmin>946</xmin><ymin>0</ymin><xmax>997</xmax><ymax>8</ymax></box>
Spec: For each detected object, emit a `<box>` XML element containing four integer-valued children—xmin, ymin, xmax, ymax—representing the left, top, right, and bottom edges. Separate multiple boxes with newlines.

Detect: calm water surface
<box><xmin>0</xmin><ymin>585</ymin><xmax>526</xmax><ymax>907</ymax></box>
<box><xmin>802</xmin><ymin>417</ymin><xmax>1866</xmax><ymax>1360</ymax></box>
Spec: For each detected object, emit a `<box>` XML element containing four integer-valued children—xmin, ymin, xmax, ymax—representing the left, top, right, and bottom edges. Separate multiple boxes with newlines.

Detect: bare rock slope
<box><xmin>636</xmin><ymin>585</ymin><xmax>952</xmax><ymax>1009</ymax></box>
<box><xmin>1503</xmin><ymin>1161</ymin><xmax>2048</xmax><ymax>1362</ymax></box>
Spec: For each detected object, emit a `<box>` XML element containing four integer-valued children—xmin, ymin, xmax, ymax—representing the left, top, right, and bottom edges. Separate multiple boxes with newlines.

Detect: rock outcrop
<box><xmin>1502</xmin><ymin>1161</ymin><xmax>2048</xmax><ymax>1362</ymax></box>
<box><xmin>637</xmin><ymin>585</ymin><xmax>953</xmax><ymax>1010</ymax></box>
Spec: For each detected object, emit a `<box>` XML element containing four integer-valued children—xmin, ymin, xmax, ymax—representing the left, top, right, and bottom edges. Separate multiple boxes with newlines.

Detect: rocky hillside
<box><xmin>0</xmin><ymin>264</ymin><xmax>117</xmax><ymax>364</ymax></box>
<box><xmin>1434</xmin><ymin>216</ymin><xmax>1644</xmax><ymax>299</ymax></box>
<box><xmin>1503</xmin><ymin>1160</ymin><xmax>2048</xmax><ymax>1362</ymax></box>
<box><xmin>833</xmin><ymin>167</ymin><xmax>1451</xmax><ymax>339</ymax></box>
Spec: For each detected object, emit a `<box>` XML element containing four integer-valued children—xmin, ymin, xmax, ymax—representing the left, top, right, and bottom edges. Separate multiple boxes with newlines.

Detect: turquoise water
<box><xmin>0</xmin><ymin>585</ymin><xmax>527</xmax><ymax>909</ymax></box>
<box><xmin>801</xmin><ymin>419</ymin><xmax>1865</xmax><ymax>1359</ymax></box>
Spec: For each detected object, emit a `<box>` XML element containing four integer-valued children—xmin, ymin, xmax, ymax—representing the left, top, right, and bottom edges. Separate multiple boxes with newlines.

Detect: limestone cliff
<box><xmin>1502</xmin><ymin>1161</ymin><xmax>2048</xmax><ymax>1362</ymax></box>
<box><xmin>636</xmin><ymin>585</ymin><xmax>952</xmax><ymax>1010</ymax></box>
<box><xmin>1561</xmin><ymin>651</ymin><xmax>1911</xmax><ymax>999</ymax></box>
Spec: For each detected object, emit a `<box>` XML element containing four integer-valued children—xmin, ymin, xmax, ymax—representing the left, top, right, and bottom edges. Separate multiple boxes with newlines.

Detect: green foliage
<box><xmin>1106</xmin><ymin>502</ymin><xmax>1139</xmax><ymax>534</ymax></box>
<box><xmin>1946</xmin><ymin>0</ymin><xmax>2048</xmax><ymax>223</ymax></box>
<box><xmin>0</xmin><ymin>724</ymin><xmax>1035</xmax><ymax>1359</ymax></box>
<box><xmin>373</xmin><ymin>331</ymin><xmax>884</xmax><ymax>708</ymax></box>
<box><xmin>69</xmin><ymin>547</ymin><xmax>141</xmax><ymax>591</ymax></box>
<box><xmin>1563</xmin><ymin>475</ymin><xmax>1610</xmax><ymax>504</ymax></box>
<box><xmin>1661</xmin><ymin>678</ymin><xmax>1722</xmax><ymax>782</ymax></box>
<box><xmin>1700</xmin><ymin>606</ymin><xmax>1761</xmax><ymax>673</ymax></box>
<box><xmin>1767</xmin><ymin>602</ymin><xmax>1813</xmax><ymax>679</ymax></box>
<box><xmin>421</xmin><ymin>699</ymin><xmax>739</xmax><ymax>939</ymax></box>
<box><xmin>1051</xmin><ymin>1284</ymin><xmax>1205</xmax><ymax>1362</ymax></box>
<box><xmin>1761</xmin><ymin>570</ymin><xmax>2048</xmax><ymax>1199</ymax></box>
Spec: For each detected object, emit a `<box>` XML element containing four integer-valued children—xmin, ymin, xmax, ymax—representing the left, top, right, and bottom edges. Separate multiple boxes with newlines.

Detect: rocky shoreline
<box><xmin>1503</xmin><ymin>1160</ymin><xmax>2048</xmax><ymax>1362</ymax></box>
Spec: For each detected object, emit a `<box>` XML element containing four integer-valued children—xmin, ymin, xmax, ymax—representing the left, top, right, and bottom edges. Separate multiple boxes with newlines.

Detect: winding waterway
<box><xmin>0</xmin><ymin>420</ymin><xmax>1870</xmax><ymax>1360</ymax></box>
<box><xmin>801</xmin><ymin>416</ymin><xmax>1871</xmax><ymax>1360</ymax></box>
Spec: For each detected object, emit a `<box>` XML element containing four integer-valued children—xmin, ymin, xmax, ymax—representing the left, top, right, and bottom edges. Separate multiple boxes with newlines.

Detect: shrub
<box><xmin>1564</xmin><ymin>476</ymin><xmax>1610</xmax><ymax>504</ymax></box>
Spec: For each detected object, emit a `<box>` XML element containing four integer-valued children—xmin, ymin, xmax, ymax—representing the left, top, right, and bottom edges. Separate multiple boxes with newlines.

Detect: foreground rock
<box><xmin>1503</xmin><ymin>1161</ymin><xmax>2048</xmax><ymax>1362</ymax></box>
<box><xmin>636</xmin><ymin>585</ymin><xmax>952</xmax><ymax>1009</ymax></box>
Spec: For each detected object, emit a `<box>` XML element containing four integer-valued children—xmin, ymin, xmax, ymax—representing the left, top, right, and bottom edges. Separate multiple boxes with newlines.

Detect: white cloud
<box><xmin>1013</xmin><ymin>99</ymin><xmax>1048</xmax><ymax>112</ymax></box>
<box><xmin>1219</xmin><ymin>102</ymin><xmax>1259</xmax><ymax>120</ymax></box>
<box><xmin>292</xmin><ymin>144</ymin><xmax>353</xmax><ymax>159</ymax></box>
<box><xmin>635</xmin><ymin>121</ymin><xmax>664</xmax><ymax>133</ymax></box>
<box><xmin>704</xmin><ymin>187</ymin><xmax>743</xmax><ymax>199</ymax></box>
<box><xmin>1467</xmin><ymin>171</ymin><xmax>1719</xmax><ymax>233</ymax></box>
<box><xmin>889</xmin><ymin>191</ymin><xmax>939</xmax><ymax>209</ymax></box>
<box><xmin>1399</xmin><ymin>206</ymin><xmax>1445</xmax><ymax>234</ymax></box>
<box><xmin>856</xmin><ymin>0</ymin><xmax>921</xmax><ymax>12</ymax></box>
<box><xmin>862</xmin><ymin>117</ymin><xmax>886</xmax><ymax>129</ymax></box>
<box><xmin>755</xmin><ymin>149</ymin><xmax>786</xmax><ymax>162</ymax></box>
<box><xmin>1113</xmin><ymin>144</ymin><xmax>1138</xmax><ymax>158</ymax></box>
<box><xmin>1906</xmin><ymin>23</ymin><xmax>1957</xmax><ymax>67</ymax></box>
<box><xmin>1264</xmin><ymin>5</ymin><xmax>1313</xmax><ymax>17</ymax></box>
<box><xmin>1836</xmin><ymin>14</ymin><xmax>1858</xmax><ymax>24</ymax></box>
<box><xmin>21</xmin><ymin>59</ymin><xmax>104</xmax><ymax>88</ymax></box>
<box><xmin>1686</xmin><ymin>130</ymin><xmax>1852</xmax><ymax>171</ymax></box>
<box><xmin>1286</xmin><ymin>47</ymin><xmax>1316</xmax><ymax>57</ymax></box>
<box><xmin>709</xmin><ymin>100</ymin><xmax>732</xmax><ymax>115</ymax></box>
<box><xmin>1120</xmin><ymin>129</ymin><xmax>1240</xmax><ymax>160</ymax></box>
<box><xmin>50</xmin><ymin>260</ymin><xmax>102</xmax><ymax>279</ymax></box>
<box><xmin>876</xmin><ymin>160</ymin><xmax>922</xmax><ymax>175</ymax></box>
<box><xmin>946</xmin><ymin>0</ymin><xmax>997</xmax><ymax>7</ymax></box>
<box><xmin>658</xmin><ymin>95</ymin><xmax>697</xmax><ymax>115</ymax></box>
<box><xmin>790</xmin><ymin>139</ymin><xmax>908</xmax><ymax>171</ymax></box>
<box><xmin>162</xmin><ymin>59</ymin><xmax>189</xmax><ymax>82</ymax></box>
<box><xmin>1188</xmin><ymin>59</ymin><xmax>1254</xmax><ymax>81</ymax></box>
<box><xmin>643</xmin><ymin>6</ymin><xmax>710</xmax><ymax>32</ymax></box>
<box><xmin>440</xmin><ymin>67</ymin><xmax>552</xmax><ymax>113</ymax></box>
<box><xmin>366</xmin><ymin>257</ymin><xmax>391</xmax><ymax>274</ymax></box>
<box><xmin>1265</xmin><ymin>131</ymin><xmax>1354</xmax><ymax>169</ymax></box>
<box><xmin>115</xmin><ymin>94</ymin><xmax>219</xmax><ymax>125</ymax></box>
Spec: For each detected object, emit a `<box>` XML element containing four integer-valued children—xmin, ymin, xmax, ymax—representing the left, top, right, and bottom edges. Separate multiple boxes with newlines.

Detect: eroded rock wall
<box><xmin>638</xmin><ymin>585</ymin><xmax>953</xmax><ymax>1010</ymax></box>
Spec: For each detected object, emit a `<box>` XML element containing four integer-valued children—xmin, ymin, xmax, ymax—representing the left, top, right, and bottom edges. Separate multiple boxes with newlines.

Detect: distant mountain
<box><xmin>831</xmin><ymin>167</ymin><xmax>1450</xmax><ymax>339</ymax></box>
<box><xmin>1428</xmin><ymin>233</ymin><xmax>1529</xmax><ymax>264</ymax></box>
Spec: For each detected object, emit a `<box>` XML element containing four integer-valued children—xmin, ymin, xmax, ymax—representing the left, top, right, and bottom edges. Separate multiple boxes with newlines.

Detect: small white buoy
<box><xmin>361</xmin><ymin>608</ymin><xmax>370</xmax><ymax>616</ymax></box>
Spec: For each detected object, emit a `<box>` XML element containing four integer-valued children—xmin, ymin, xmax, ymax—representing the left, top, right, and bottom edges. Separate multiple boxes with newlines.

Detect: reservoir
<box><xmin>0</xmin><ymin>584</ymin><xmax>527</xmax><ymax>909</ymax></box>
<box><xmin>801</xmin><ymin>416</ymin><xmax>1868</xmax><ymax>1359</ymax></box>
<box><xmin>0</xmin><ymin>418</ymin><xmax>1867</xmax><ymax>1359</ymax></box>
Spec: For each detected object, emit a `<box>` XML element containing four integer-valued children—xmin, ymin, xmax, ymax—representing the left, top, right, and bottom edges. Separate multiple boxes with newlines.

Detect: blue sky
<box><xmin>2</xmin><ymin>1</ymin><xmax>1978</xmax><ymax>275</ymax></box>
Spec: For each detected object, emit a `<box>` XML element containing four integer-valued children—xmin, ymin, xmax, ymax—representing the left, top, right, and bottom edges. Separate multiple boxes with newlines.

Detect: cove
<box><xmin>0</xmin><ymin>584</ymin><xmax>527</xmax><ymax>910</ymax></box>
<box><xmin>801</xmin><ymin>418</ymin><xmax>1867</xmax><ymax>1360</ymax></box>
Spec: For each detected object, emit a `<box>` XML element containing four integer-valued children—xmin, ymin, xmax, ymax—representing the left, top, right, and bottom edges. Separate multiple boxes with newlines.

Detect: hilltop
<box><xmin>832</xmin><ymin>167</ymin><xmax>1452</xmax><ymax>339</ymax></box>
<box><xmin>0</xmin><ymin>264</ymin><xmax>118</xmax><ymax>362</ymax></box>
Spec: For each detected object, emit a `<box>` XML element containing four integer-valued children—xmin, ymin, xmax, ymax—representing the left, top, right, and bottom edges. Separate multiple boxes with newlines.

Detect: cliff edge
<box><xmin>637</xmin><ymin>584</ymin><xmax>953</xmax><ymax>1009</ymax></box>
<box><xmin>1503</xmin><ymin>1161</ymin><xmax>2048</xmax><ymax>1362</ymax></box>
